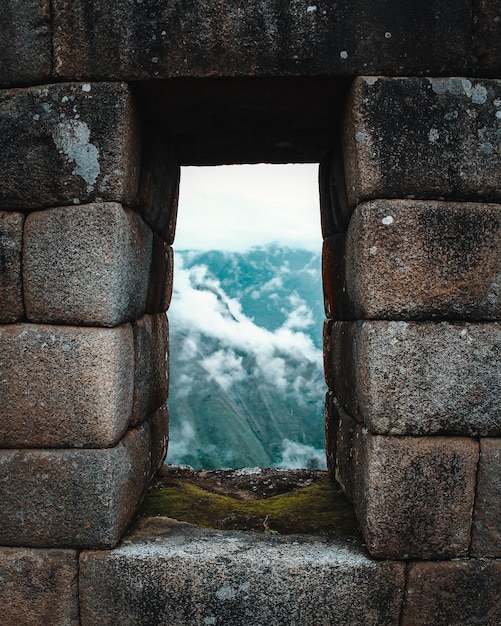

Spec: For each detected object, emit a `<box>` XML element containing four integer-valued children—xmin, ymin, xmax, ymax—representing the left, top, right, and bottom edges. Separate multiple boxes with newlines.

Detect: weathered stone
<box><xmin>130</xmin><ymin>314</ymin><xmax>169</xmax><ymax>427</ymax></box>
<box><xmin>334</xmin><ymin>404</ymin><xmax>359</xmax><ymax>503</ymax></box>
<box><xmin>148</xmin><ymin>404</ymin><xmax>169</xmax><ymax>474</ymax></box>
<box><xmin>328</xmin><ymin>321</ymin><xmax>501</xmax><ymax>436</ymax></box>
<box><xmin>346</xmin><ymin>199</ymin><xmax>501</xmax><ymax>319</ymax></box>
<box><xmin>0</xmin><ymin>1</ymin><xmax>52</xmax><ymax>86</ymax></box>
<box><xmin>136</xmin><ymin>126</ymin><xmax>180</xmax><ymax>242</ymax></box>
<box><xmin>322</xmin><ymin>234</ymin><xmax>351</xmax><ymax>320</ymax></box>
<box><xmin>0</xmin><ymin>548</ymin><xmax>79</xmax><ymax>626</ymax></box>
<box><xmin>471</xmin><ymin>438</ymin><xmax>501</xmax><ymax>557</ymax></box>
<box><xmin>472</xmin><ymin>0</ymin><xmax>501</xmax><ymax>76</ymax></box>
<box><xmin>0</xmin><ymin>211</ymin><xmax>24</xmax><ymax>322</ymax></box>
<box><xmin>343</xmin><ymin>77</ymin><xmax>501</xmax><ymax>209</ymax></box>
<box><xmin>402</xmin><ymin>560</ymin><xmax>501</xmax><ymax>626</ymax></box>
<box><xmin>324</xmin><ymin>320</ymin><xmax>361</xmax><ymax>418</ymax></box>
<box><xmin>0</xmin><ymin>424</ymin><xmax>151</xmax><ymax>549</ymax></box>
<box><xmin>319</xmin><ymin>156</ymin><xmax>337</xmax><ymax>238</ymax></box>
<box><xmin>79</xmin><ymin>517</ymin><xmax>405</xmax><ymax>626</ymax></box>
<box><xmin>146</xmin><ymin>235</ymin><xmax>174</xmax><ymax>314</ymax></box>
<box><xmin>324</xmin><ymin>392</ymin><xmax>338</xmax><ymax>479</ymax></box>
<box><xmin>24</xmin><ymin>203</ymin><xmax>153</xmax><ymax>326</ymax></box>
<box><xmin>52</xmin><ymin>1</ymin><xmax>470</xmax><ymax>80</ymax></box>
<box><xmin>0</xmin><ymin>323</ymin><xmax>133</xmax><ymax>448</ymax></box>
<box><xmin>0</xmin><ymin>82</ymin><xmax>140</xmax><ymax>211</ymax></box>
<box><xmin>353</xmin><ymin>432</ymin><xmax>478</xmax><ymax>559</ymax></box>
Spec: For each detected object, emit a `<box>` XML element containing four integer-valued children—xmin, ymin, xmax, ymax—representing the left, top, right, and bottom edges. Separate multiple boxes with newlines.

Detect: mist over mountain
<box><xmin>166</xmin><ymin>244</ymin><xmax>327</xmax><ymax>470</ymax></box>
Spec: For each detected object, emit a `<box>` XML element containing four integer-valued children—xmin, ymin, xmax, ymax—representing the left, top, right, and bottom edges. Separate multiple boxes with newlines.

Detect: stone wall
<box><xmin>0</xmin><ymin>2</ymin><xmax>500</xmax><ymax>624</ymax></box>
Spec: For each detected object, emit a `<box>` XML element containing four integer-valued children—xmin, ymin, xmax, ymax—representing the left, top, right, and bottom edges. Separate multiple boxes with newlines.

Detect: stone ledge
<box><xmin>79</xmin><ymin>517</ymin><xmax>405</xmax><ymax>626</ymax></box>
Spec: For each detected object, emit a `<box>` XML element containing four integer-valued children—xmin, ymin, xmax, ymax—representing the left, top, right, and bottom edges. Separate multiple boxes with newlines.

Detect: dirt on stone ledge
<box><xmin>152</xmin><ymin>465</ymin><xmax>328</xmax><ymax>500</ymax></box>
<box><xmin>139</xmin><ymin>465</ymin><xmax>361</xmax><ymax>537</ymax></box>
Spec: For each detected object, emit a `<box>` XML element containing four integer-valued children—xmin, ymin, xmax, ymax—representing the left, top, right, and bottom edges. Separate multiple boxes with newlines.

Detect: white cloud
<box><xmin>201</xmin><ymin>349</ymin><xmax>246</xmax><ymax>392</ymax></box>
<box><xmin>169</xmin><ymin>260</ymin><xmax>324</xmax><ymax>406</ymax></box>
<box><xmin>175</xmin><ymin>164</ymin><xmax>321</xmax><ymax>252</ymax></box>
<box><xmin>274</xmin><ymin>439</ymin><xmax>327</xmax><ymax>470</ymax></box>
<box><xmin>168</xmin><ymin>419</ymin><xmax>195</xmax><ymax>459</ymax></box>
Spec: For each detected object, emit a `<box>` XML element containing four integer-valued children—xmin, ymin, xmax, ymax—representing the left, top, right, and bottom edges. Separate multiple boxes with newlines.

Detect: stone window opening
<box><xmin>166</xmin><ymin>163</ymin><xmax>328</xmax><ymax>473</ymax></box>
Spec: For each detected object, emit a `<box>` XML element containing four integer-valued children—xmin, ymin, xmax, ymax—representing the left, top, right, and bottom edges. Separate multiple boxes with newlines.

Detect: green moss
<box><xmin>138</xmin><ymin>477</ymin><xmax>361</xmax><ymax>538</ymax></box>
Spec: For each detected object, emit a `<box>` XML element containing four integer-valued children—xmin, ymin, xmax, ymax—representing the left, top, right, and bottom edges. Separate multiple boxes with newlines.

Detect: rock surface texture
<box><xmin>0</xmin><ymin>1</ymin><xmax>500</xmax><ymax>624</ymax></box>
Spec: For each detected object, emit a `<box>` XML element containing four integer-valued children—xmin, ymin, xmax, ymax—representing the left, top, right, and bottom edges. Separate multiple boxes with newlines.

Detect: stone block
<box><xmin>0</xmin><ymin>548</ymin><xmax>79</xmax><ymax>626</ymax></box>
<box><xmin>52</xmin><ymin>0</ymin><xmax>470</xmax><ymax>80</ymax></box>
<box><xmin>146</xmin><ymin>235</ymin><xmax>174</xmax><ymax>314</ymax></box>
<box><xmin>472</xmin><ymin>1</ymin><xmax>501</xmax><ymax>76</ymax></box>
<box><xmin>79</xmin><ymin>518</ymin><xmax>405</xmax><ymax>626</ymax></box>
<box><xmin>328</xmin><ymin>321</ymin><xmax>501</xmax><ymax>436</ymax></box>
<box><xmin>346</xmin><ymin>199</ymin><xmax>501</xmax><ymax>320</ymax></box>
<box><xmin>0</xmin><ymin>82</ymin><xmax>140</xmax><ymax>211</ymax></box>
<box><xmin>353</xmin><ymin>432</ymin><xmax>478</xmax><ymax>559</ymax></box>
<box><xmin>322</xmin><ymin>234</ymin><xmax>351</xmax><ymax>320</ymax></box>
<box><xmin>0</xmin><ymin>424</ymin><xmax>151</xmax><ymax>549</ymax></box>
<box><xmin>319</xmin><ymin>156</ymin><xmax>337</xmax><ymax>238</ymax></box>
<box><xmin>24</xmin><ymin>203</ymin><xmax>153</xmax><ymax>326</ymax></box>
<box><xmin>319</xmin><ymin>150</ymin><xmax>351</xmax><ymax>236</ymax></box>
<box><xmin>0</xmin><ymin>211</ymin><xmax>24</xmax><ymax>322</ymax></box>
<box><xmin>130</xmin><ymin>314</ymin><xmax>169</xmax><ymax>427</ymax></box>
<box><xmin>0</xmin><ymin>1</ymin><xmax>52</xmax><ymax>86</ymax></box>
<box><xmin>324</xmin><ymin>392</ymin><xmax>337</xmax><ymax>479</ymax></box>
<box><xmin>148</xmin><ymin>404</ymin><xmax>169</xmax><ymax>474</ymax></box>
<box><xmin>0</xmin><ymin>323</ymin><xmax>133</xmax><ymax>448</ymax></box>
<box><xmin>323</xmin><ymin>320</ymin><xmax>361</xmax><ymax>417</ymax></box>
<box><xmin>135</xmin><ymin>126</ymin><xmax>180</xmax><ymax>242</ymax></box>
<box><xmin>334</xmin><ymin>404</ymin><xmax>359</xmax><ymax>503</ymax></box>
<box><xmin>402</xmin><ymin>560</ymin><xmax>501</xmax><ymax>626</ymax></box>
<box><xmin>343</xmin><ymin>77</ymin><xmax>501</xmax><ymax>209</ymax></box>
<box><xmin>471</xmin><ymin>438</ymin><xmax>501</xmax><ymax>557</ymax></box>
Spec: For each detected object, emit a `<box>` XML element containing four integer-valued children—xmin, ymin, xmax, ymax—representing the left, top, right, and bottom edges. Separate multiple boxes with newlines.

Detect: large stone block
<box><xmin>353</xmin><ymin>432</ymin><xmax>478</xmax><ymax>559</ymax></box>
<box><xmin>472</xmin><ymin>1</ymin><xmax>501</xmax><ymax>76</ymax></box>
<box><xmin>346</xmin><ymin>199</ymin><xmax>501</xmax><ymax>319</ymax></box>
<box><xmin>52</xmin><ymin>1</ymin><xmax>470</xmax><ymax>80</ymax></box>
<box><xmin>343</xmin><ymin>77</ymin><xmax>501</xmax><ymax>209</ymax></box>
<box><xmin>0</xmin><ymin>1</ymin><xmax>52</xmax><ymax>86</ymax></box>
<box><xmin>0</xmin><ymin>323</ymin><xmax>133</xmax><ymax>448</ymax></box>
<box><xmin>148</xmin><ymin>404</ymin><xmax>169</xmax><ymax>475</ymax></box>
<box><xmin>0</xmin><ymin>548</ymin><xmax>79</xmax><ymax>626</ymax></box>
<box><xmin>146</xmin><ymin>235</ymin><xmax>174</xmax><ymax>314</ymax></box>
<box><xmin>0</xmin><ymin>211</ymin><xmax>24</xmax><ymax>322</ymax></box>
<box><xmin>402</xmin><ymin>560</ymin><xmax>501</xmax><ymax>626</ymax></box>
<box><xmin>24</xmin><ymin>203</ymin><xmax>152</xmax><ymax>326</ymax></box>
<box><xmin>471</xmin><ymin>438</ymin><xmax>501</xmax><ymax>557</ymax></box>
<box><xmin>130</xmin><ymin>314</ymin><xmax>169</xmax><ymax>427</ymax></box>
<box><xmin>0</xmin><ymin>82</ymin><xmax>140</xmax><ymax>211</ymax></box>
<box><xmin>79</xmin><ymin>518</ymin><xmax>405</xmax><ymax>626</ymax></box>
<box><xmin>334</xmin><ymin>404</ymin><xmax>359</xmax><ymax>503</ymax></box>
<box><xmin>135</xmin><ymin>126</ymin><xmax>180</xmax><ymax>242</ymax></box>
<box><xmin>0</xmin><ymin>424</ymin><xmax>151</xmax><ymax>549</ymax></box>
<box><xmin>327</xmin><ymin>321</ymin><xmax>501</xmax><ymax>436</ymax></box>
<box><xmin>322</xmin><ymin>234</ymin><xmax>351</xmax><ymax>320</ymax></box>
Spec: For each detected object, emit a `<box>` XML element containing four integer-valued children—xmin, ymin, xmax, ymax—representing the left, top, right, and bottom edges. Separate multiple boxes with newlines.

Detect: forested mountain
<box><xmin>166</xmin><ymin>245</ymin><xmax>327</xmax><ymax>470</ymax></box>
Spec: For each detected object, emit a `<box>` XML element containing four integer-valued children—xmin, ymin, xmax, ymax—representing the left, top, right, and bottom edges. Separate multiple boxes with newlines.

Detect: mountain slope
<box><xmin>166</xmin><ymin>245</ymin><xmax>327</xmax><ymax>470</ymax></box>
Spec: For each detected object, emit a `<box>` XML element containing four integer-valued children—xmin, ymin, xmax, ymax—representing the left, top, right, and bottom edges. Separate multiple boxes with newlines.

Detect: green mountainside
<box><xmin>166</xmin><ymin>245</ymin><xmax>327</xmax><ymax>470</ymax></box>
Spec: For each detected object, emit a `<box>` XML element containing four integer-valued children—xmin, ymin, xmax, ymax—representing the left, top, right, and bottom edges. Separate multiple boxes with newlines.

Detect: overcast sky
<box><xmin>175</xmin><ymin>163</ymin><xmax>321</xmax><ymax>252</ymax></box>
